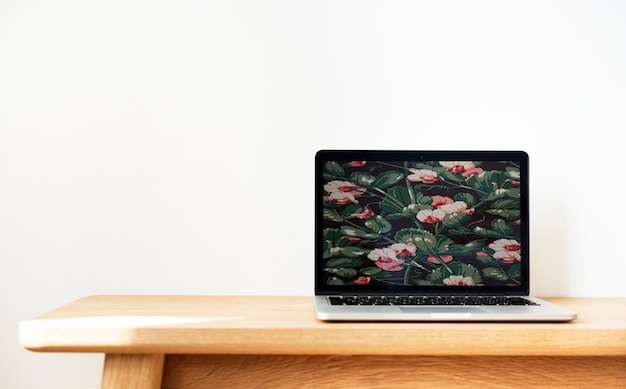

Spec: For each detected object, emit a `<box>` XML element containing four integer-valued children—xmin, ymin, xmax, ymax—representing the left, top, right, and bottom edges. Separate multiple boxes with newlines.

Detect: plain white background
<box><xmin>1</xmin><ymin>0</ymin><xmax>625</xmax><ymax>387</ymax></box>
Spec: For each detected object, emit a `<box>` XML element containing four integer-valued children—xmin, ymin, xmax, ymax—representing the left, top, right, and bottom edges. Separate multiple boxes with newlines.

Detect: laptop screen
<box><xmin>316</xmin><ymin>150</ymin><xmax>529</xmax><ymax>295</ymax></box>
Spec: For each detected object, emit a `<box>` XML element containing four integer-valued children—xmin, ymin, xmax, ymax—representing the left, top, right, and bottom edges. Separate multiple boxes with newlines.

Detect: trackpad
<box><xmin>399</xmin><ymin>306</ymin><xmax>488</xmax><ymax>315</ymax></box>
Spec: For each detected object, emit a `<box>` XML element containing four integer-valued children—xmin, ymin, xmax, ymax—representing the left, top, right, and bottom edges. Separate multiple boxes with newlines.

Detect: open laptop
<box><xmin>315</xmin><ymin>150</ymin><xmax>577</xmax><ymax>322</ymax></box>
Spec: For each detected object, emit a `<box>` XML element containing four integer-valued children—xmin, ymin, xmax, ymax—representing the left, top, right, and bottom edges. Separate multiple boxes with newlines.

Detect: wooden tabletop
<box><xmin>20</xmin><ymin>295</ymin><xmax>626</xmax><ymax>356</ymax></box>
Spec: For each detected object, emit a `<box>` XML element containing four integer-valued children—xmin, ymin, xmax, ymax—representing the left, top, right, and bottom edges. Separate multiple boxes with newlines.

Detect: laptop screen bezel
<box><xmin>315</xmin><ymin>150</ymin><xmax>530</xmax><ymax>296</ymax></box>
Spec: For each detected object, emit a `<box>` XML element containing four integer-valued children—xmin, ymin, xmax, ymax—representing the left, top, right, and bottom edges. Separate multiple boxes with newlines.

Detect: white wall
<box><xmin>1</xmin><ymin>0</ymin><xmax>625</xmax><ymax>387</ymax></box>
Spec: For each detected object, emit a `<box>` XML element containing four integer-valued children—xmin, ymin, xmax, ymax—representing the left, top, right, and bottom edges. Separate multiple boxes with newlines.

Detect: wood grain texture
<box><xmin>19</xmin><ymin>296</ymin><xmax>626</xmax><ymax>356</ymax></box>
<box><xmin>161</xmin><ymin>354</ymin><xmax>626</xmax><ymax>389</ymax></box>
<box><xmin>101</xmin><ymin>354</ymin><xmax>164</xmax><ymax>389</ymax></box>
<box><xmin>20</xmin><ymin>296</ymin><xmax>626</xmax><ymax>388</ymax></box>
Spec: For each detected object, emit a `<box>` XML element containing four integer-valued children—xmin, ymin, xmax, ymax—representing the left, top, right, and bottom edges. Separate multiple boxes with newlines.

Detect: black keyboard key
<box><xmin>329</xmin><ymin>296</ymin><xmax>538</xmax><ymax>306</ymax></box>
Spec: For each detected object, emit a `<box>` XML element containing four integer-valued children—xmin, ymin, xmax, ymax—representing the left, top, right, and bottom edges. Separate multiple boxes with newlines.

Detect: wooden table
<box><xmin>20</xmin><ymin>296</ymin><xmax>626</xmax><ymax>388</ymax></box>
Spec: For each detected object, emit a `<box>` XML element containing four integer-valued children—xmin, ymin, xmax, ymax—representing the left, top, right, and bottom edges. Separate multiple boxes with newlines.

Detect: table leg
<box><xmin>101</xmin><ymin>353</ymin><xmax>165</xmax><ymax>389</ymax></box>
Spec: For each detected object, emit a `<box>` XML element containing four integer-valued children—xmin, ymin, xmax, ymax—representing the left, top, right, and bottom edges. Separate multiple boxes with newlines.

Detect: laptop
<box><xmin>315</xmin><ymin>150</ymin><xmax>577</xmax><ymax>322</ymax></box>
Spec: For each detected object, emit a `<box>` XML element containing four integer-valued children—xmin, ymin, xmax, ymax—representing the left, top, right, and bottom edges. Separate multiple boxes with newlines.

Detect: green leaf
<box><xmin>467</xmin><ymin>170</ymin><xmax>511</xmax><ymax>200</ymax></box>
<box><xmin>380</xmin><ymin>187</ymin><xmax>433</xmax><ymax>214</ymax></box>
<box><xmin>339</xmin><ymin>246</ymin><xmax>369</xmax><ymax>257</ymax></box>
<box><xmin>322</xmin><ymin>228</ymin><xmax>344</xmax><ymax>258</ymax></box>
<box><xmin>505</xmin><ymin>167</ymin><xmax>520</xmax><ymax>180</ymax></box>
<box><xmin>492</xmin><ymin>219</ymin><xmax>513</xmax><ymax>235</ymax></box>
<box><xmin>373</xmin><ymin>171</ymin><xmax>404</xmax><ymax>189</ymax></box>
<box><xmin>326</xmin><ymin>257</ymin><xmax>363</xmax><ymax>268</ymax></box>
<box><xmin>394</xmin><ymin>228</ymin><xmax>423</xmax><ymax>244</ymax></box>
<box><xmin>457</xmin><ymin>263</ymin><xmax>482</xmax><ymax>283</ymax></box>
<box><xmin>505</xmin><ymin>188</ymin><xmax>521</xmax><ymax>199</ymax></box>
<box><xmin>476</xmin><ymin>255</ymin><xmax>499</xmax><ymax>267</ymax></box>
<box><xmin>439</xmin><ymin>170</ymin><xmax>466</xmax><ymax>182</ymax></box>
<box><xmin>395</xmin><ymin>229</ymin><xmax>454</xmax><ymax>253</ymax></box>
<box><xmin>349</xmin><ymin>172</ymin><xmax>376</xmax><ymax>188</ymax></box>
<box><xmin>487</xmin><ymin>204</ymin><xmax>521</xmax><ymax>220</ymax></box>
<box><xmin>361</xmin><ymin>267</ymin><xmax>392</xmax><ymax>278</ymax></box>
<box><xmin>473</xmin><ymin>226</ymin><xmax>502</xmax><ymax>238</ymax></box>
<box><xmin>454</xmin><ymin>193</ymin><xmax>476</xmax><ymax>207</ymax></box>
<box><xmin>325</xmin><ymin>268</ymin><xmax>358</xmax><ymax>277</ymax></box>
<box><xmin>339</xmin><ymin>204</ymin><xmax>363</xmax><ymax>218</ymax></box>
<box><xmin>442</xmin><ymin>240</ymin><xmax>486</xmax><ymax>256</ymax></box>
<box><xmin>396</xmin><ymin>229</ymin><xmax>437</xmax><ymax>251</ymax></box>
<box><xmin>396</xmin><ymin>229</ymin><xmax>454</xmax><ymax>253</ymax></box>
<box><xmin>415</xmin><ymin>192</ymin><xmax>432</xmax><ymax>207</ymax></box>
<box><xmin>380</xmin><ymin>186</ymin><xmax>413</xmax><ymax>214</ymax></box>
<box><xmin>507</xmin><ymin>263</ymin><xmax>522</xmax><ymax>278</ymax></box>
<box><xmin>324</xmin><ymin>161</ymin><xmax>345</xmax><ymax>177</ymax></box>
<box><xmin>442</xmin><ymin>212</ymin><xmax>469</xmax><ymax>228</ymax></box>
<box><xmin>322</xmin><ymin>208</ymin><xmax>343</xmax><ymax>222</ymax></box>
<box><xmin>485</xmin><ymin>209</ymin><xmax>521</xmax><ymax>219</ymax></box>
<box><xmin>386</xmin><ymin>213</ymin><xmax>411</xmax><ymax>220</ymax></box>
<box><xmin>483</xmin><ymin>267</ymin><xmax>510</xmax><ymax>281</ymax></box>
<box><xmin>435</xmin><ymin>235</ymin><xmax>455</xmax><ymax>251</ymax></box>
<box><xmin>466</xmin><ymin>171</ymin><xmax>496</xmax><ymax>192</ymax></box>
<box><xmin>490</xmin><ymin>198</ymin><xmax>520</xmax><ymax>210</ymax></box>
<box><xmin>448</xmin><ymin>226</ymin><xmax>471</xmax><ymax>236</ymax></box>
<box><xmin>364</xmin><ymin>215</ymin><xmax>392</xmax><ymax>234</ymax></box>
<box><xmin>361</xmin><ymin>267</ymin><xmax>382</xmax><ymax>275</ymax></box>
<box><xmin>428</xmin><ymin>267</ymin><xmax>447</xmax><ymax>284</ymax></box>
<box><xmin>428</xmin><ymin>263</ymin><xmax>482</xmax><ymax>284</ymax></box>
<box><xmin>323</xmin><ymin>228</ymin><xmax>368</xmax><ymax>259</ymax></box>
<box><xmin>340</xmin><ymin>225</ymin><xmax>380</xmax><ymax>239</ymax></box>
<box><xmin>327</xmin><ymin>276</ymin><xmax>345</xmax><ymax>285</ymax></box>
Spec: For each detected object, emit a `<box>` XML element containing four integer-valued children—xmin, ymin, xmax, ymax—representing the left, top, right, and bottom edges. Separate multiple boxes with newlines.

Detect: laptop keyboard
<box><xmin>329</xmin><ymin>296</ymin><xmax>539</xmax><ymax>306</ymax></box>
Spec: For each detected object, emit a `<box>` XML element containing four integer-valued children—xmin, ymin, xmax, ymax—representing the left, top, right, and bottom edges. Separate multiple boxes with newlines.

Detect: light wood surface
<box><xmin>102</xmin><ymin>354</ymin><xmax>164</xmax><ymax>389</ymax></box>
<box><xmin>20</xmin><ymin>295</ymin><xmax>626</xmax><ymax>355</ymax></box>
<box><xmin>160</xmin><ymin>355</ymin><xmax>626</xmax><ymax>389</ymax></box>
<box><xmin>20</xmin><ymin>296</ymin><xmax>626</xmax><ymax>388</ymax></box>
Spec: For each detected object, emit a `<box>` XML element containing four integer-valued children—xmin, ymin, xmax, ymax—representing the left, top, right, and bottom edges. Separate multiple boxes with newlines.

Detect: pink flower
<box><xmin>352</xmin><ymin>209</ymin><xmax>375</xmax><ymax>219</ymax></box>
<box><xmin>324</xmin><ymin>180</ymin><xmax>366</xmax><ymax>204</ymax></box>
<box><xmin>440</xmin><ymin>161</ymin><xmax>484</xmax><ymax>177</ymax></box>
<box><xmin>354</xmin><ymin>276</ymin><xmax>371</xmax><ymax>285</ymax></box>
<box><xmin>438</xmin><ymin>201</ymin><xmax>475</xmax><ymax>215</ymax></box>
<box><xmin>489</xmin><ymin>238</ymin><xmax>522</xmax><ymax>264</ymax></box>
<box><xmin>431</xmin><ymin>195</ymin><xmax>454</xmax><ymax>207</ymax></box>
<box><xmin>325</xmin><ymin>191</ymin><xmax>358</xmax><ymax>204</ymax></box>
<box><xmin>346</xmin><ymin>237</ymin><xmax>361</xmax><ymax>243</ymax></box>
<box><xmin>407</xmin><ymin>168</ymin><xmax>438</xmax><ymax>184</ymax></box>
<box><xmin>440</xmin><ymin>161</ymin><xmax>475</xmax><ymax>174</ymax></box>
<box><xmin>443</xmin><ymin>275</ymin><xmax>475</xmax><ymax>286</ymax></box>
<box><xmin>431</xmin><ymin>197</ymin><xmax>475</xmax><ymax>216</ymax></box>
<box><xmin>376</xmin><ymin>257</ymin><xmax>405</xmax><ymax>271</ymax></box>
<box><xmin>510</xmin><ymin>180</ymin><xmax>520</xmax><ymax>186</ymax></box>
<box><xmin>324</xmin><ymin>180</ymin><xmax>365</xmax><ymax>195</ymax></box>
<box><xmin>367</xmin><ymin>247</ymin><xmax>405</xmax><ymax>271</ymax></box>
<box><xmin>416</xmin><ymin>209</ymin><xmax>446</xmax><ymax>224</ymax></box>
<box><xmin>462</xmin><ymin>167</ymin><xmax>484</xmax><ymax>178</ymax></box>
<box><xmin>427</xmin><ymin>254</ymin><xmax>453</xmax><ymax>264</ymax></box>
<box><xmin>390</xmin><ymin>243</ymin><xmax>417</xmax><ymax>257</ymax></box>
<box><xmin>348</xmin><ymin>161</ymin><xmax>366</xmax><ymax>167</ymax></box>
<box><xmin>493</xmin><ymin>251</ymin><xmax>521</xmax><ymax>264</ymax></box>
<box><xmin>489</xmin><ymin>238</ymin><xmax>521</xmax><ymax>253</ymax></box>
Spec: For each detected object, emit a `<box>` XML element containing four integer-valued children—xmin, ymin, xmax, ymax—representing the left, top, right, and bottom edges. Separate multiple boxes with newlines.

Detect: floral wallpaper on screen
<box><xmin>321</xmin><ymin>160</ymin><xmax>522</xmax><ymax>287</ymax></box>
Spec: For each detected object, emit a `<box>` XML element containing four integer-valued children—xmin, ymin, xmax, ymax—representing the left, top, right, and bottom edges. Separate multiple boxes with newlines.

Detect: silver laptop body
<box><xmin>315</xmin><ymin>150</ymin><xmax>576</xmax><ymax>322</ymax></box>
